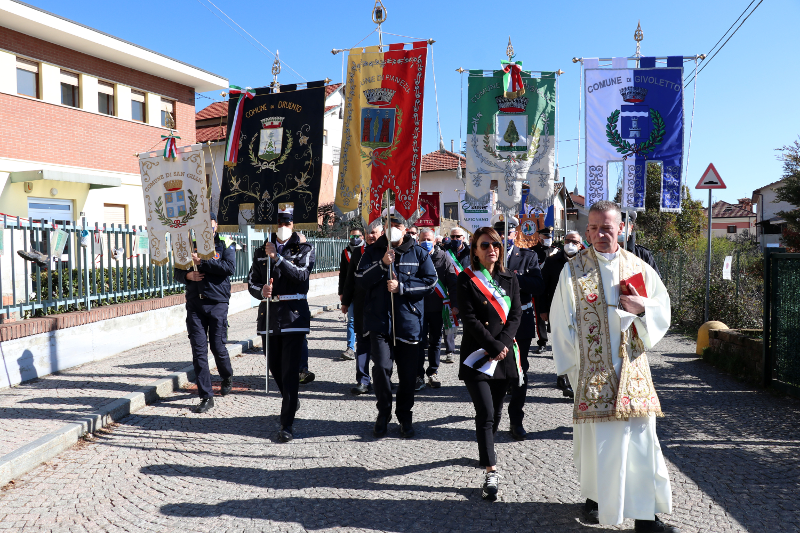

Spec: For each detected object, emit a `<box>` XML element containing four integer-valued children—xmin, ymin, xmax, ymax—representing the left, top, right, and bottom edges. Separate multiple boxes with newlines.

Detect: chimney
<box><xmin>451</xmin><ymin>139</ymin><xmax>454</xmax><ymax>152</ymax></box>
<box><xmin>738</xmin><ymin>198</ymin><xmax>753</xmax><ymax>212</ymax></box>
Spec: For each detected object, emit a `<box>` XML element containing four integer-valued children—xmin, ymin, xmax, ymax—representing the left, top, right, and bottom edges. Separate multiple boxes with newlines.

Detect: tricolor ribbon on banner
<box><xmin>161</xmin><ymin>133</ymin><xmax>180</xmax><ymax>160</ymax></box>
<box><xmin>500</xmin><ymin>60</ymin><xmax>525</xmax><ymax>98</ymax></box>
<box><xmin>224</xmin><ymin>85</ymin><xmax>255</xmax><ymax>167</ymax></box>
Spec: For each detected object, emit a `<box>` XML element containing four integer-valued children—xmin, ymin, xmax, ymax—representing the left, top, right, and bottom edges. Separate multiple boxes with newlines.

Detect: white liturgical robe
<box><xmin>551</xmin><ymin>249</ymin><xmax>672</xmax><ymax>526</ymax></box>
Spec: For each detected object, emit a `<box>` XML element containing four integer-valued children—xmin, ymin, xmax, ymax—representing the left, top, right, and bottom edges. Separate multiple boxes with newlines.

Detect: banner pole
<box><xmin>265</xmin><ymin>247</ymin><xmax>271</xmax><ymax>395</ymax></box>
<box><xmin>385</xmin><ymin>190</ymin><xmax>396</xmax><ymax>347</ymax></box>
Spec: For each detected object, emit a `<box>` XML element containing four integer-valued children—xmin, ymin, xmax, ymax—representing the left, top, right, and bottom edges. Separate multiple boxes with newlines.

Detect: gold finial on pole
<box><xmin>372</xmin><ymin>0</ymin><xmax>387</xmax><ymax>24</ymax></box>
<box><xmin>456</xmin><ymin>67</ymin><xmax>466</xmax><ymax>74</ymax></box>
<box><xmin>271</xmin><ymin>50</ymin><xmax>281</xmax><ymax>92</ymax></box>
<box><xmin>634</xmin><ymin>20</ymin><xmax>644</xmax><ymax>59</ymax></box>
<box><xmin>506</xmin><ymin>36</ymin><xmax>515</xmax><ymax>61</ymax></box>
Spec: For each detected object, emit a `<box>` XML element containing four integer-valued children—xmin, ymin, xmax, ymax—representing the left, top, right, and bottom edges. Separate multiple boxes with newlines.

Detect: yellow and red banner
<box><xmin>335</xmin><ymin>42</ymin><xmax>427</xmax><ymax>225</ymax></box>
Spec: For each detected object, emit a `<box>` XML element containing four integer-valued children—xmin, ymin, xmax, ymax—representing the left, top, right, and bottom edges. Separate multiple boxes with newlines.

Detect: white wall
<box><xmin>0</xmin><ymin>49</ymin><xmax>15</xmax><ymax>94</ymax></box>
<box><xmin>80</xmin><ymin>73</ymin><xmax>98</xmax><ymax>113</ymax></box>
<box><xmin>40</xmin><ymin>62</ymin><xmax>60</xmax><ymax>105</ymax></box>
<box><xmin>115</xmin><ymin>84</ymin><xmax>132</xmax><ymax>120</ymax></box>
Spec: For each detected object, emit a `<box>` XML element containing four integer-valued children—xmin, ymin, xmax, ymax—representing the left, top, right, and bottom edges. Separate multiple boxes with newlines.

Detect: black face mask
<box><xmin>350</xmin><ymin>236</ymin><xmax>363</xmax><ymax>247</ymax></box>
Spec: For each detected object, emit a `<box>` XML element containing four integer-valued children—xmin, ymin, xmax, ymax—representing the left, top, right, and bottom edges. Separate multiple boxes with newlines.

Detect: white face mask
<box><xmin>564</xmin><ymin>243</ymin><xmax>580</xmax><ymax>256</ymax></box>
<box><xmin>389</xmin><ymin>227</ymin><xmax>404</xmax><ymax>244</ymax></box>
<box><xmin>276</xmin><ymin>226</ymin><xmax>292</xmax><ymax>242</ymax></box>
<box><xmin>617</xmin><ymin>232</ymin><xmax>627</xmax><ymax>242</ymax></box>
<box><xmin>542</xmin><ymin>238</ymin><xmax>553</xmax><ymax>247</ymax></box>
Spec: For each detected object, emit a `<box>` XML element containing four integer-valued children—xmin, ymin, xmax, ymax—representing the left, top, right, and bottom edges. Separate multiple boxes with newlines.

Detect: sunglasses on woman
<box><xmin>479</xmin><ymin>241</ymin><xmax>502</xmax><ymax>250</ymax></box>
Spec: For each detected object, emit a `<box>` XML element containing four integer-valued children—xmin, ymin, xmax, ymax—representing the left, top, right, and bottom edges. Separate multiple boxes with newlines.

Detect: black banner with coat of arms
<box><xmin>217</xmin><ymin>82</ymin><xmax>326</xmax><ymax>231</ymax></box>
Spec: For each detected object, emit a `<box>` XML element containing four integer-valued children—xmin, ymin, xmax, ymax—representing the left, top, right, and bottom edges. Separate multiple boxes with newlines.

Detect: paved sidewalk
<box><xmin>0</xmin><ymin>294</ymin><xmax>340</xmax><ymax>461</ymax></box>
<box><xmin>1</xmin><ymin>308</ymin><xmax>798</xmax><ymax>532</ymax></box>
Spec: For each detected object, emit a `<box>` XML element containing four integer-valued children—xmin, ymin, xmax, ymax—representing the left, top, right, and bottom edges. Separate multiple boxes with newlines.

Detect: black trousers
<box><xmin>533</xmin><ymin>299</ymin><xmax>548</xmax><ymax>347</ymax></box>
<box><xmin>370</xmin><ymin>332</ymin><xmax>417</xmax><ymax>423</ymax></box>
<box><xmin>417</xmin><ymin>309</ymin><xmax>444</xmax><ymax>378</ymax></box>
<box><xmin>264</xmin><ymin>333</ymin><xmax>304</xmax><ymax>428</ymax></box>
<box><xmin>355</xmin><ymin>332</ymin><xmax>371</xmax><ymax>386</ymax></box>
<box><xmin>187</xmin><ymin>299</ymin><xmax>233</xmax><ymax>399</ymax></box>
<box><xmin>508</xmin><ymin>331</ymin><xmax>533</xmax><ymax>425</ymax></box>
<box><xmin>464</xmin><ymin>378</ymin><xmax>511</xmax><ymax>467</ymax></box>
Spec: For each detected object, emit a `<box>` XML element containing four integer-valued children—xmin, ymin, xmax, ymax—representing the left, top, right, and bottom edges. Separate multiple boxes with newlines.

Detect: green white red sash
<box><xmin>433</xmin><ymin>279</ymin><xmax>459</xmax><ymax>333</ymax></box>
<box><xmin>446</xmin><ymin>250</ymin><xmax>464</xmax><ymax>274</ymax></box>
<box><xmin>464</xmin><ymin>264</ymin><xmax>523</xmax><ymax>385</ymax></box>
<box><xmin>224</xmin><ymin>85</ymin><xmax>255</xmax><ymax>167</ymax></box>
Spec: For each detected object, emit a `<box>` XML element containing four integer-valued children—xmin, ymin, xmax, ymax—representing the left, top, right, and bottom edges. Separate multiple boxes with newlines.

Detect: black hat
<box><xmin>538</xmin><ymin>225</ymin><xmax>553</xmax><ymax>235</ymax></box>
<box><xmin>209</xmin><ymin>211</ymin><xmax>217</xmax><ymax>222</ymax></box>
<box><xmin>490</xmin><ymin>214</ymin><xmax>519</xmax><ymax>233</ymax></box>
<box><xmin>277</xmin><ymin>205</ymin><xmax>294</xmax><ymax>223</ymax></box>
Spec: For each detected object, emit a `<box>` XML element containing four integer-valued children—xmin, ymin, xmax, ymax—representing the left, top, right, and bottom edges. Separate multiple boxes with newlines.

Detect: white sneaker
<box><xmin>427</xmin><ymin>373</ymin><xmax>441</xmax><ymax>389</ymax></box>
<box><xmin>482</xmin><ymin>471</ymin><xmax>500</xmax><ymax>501</ymax></box>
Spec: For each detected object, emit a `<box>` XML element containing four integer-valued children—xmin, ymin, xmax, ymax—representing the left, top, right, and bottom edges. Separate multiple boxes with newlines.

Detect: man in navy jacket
<box><xmin>174</xmin><ymin>212</ymin><xmax>236</xmax><ymax>414</ymax></box>
<box><xmin>356</xmin><ymin>210</ymin><xmax>437</xmax><ymax>439</ymax></box>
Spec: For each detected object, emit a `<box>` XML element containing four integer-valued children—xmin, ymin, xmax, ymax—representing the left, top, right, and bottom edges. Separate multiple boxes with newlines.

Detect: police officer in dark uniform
<box><xmin>247</xmin><ymin>207</ymin><xmax>315</xmax><ymax>443</ymax></box>
<box><xmin>174</xmin><ymin>212</ymin><xmax>236</xmax><ymax>414</ymax></box>
<box><xmin>356</xmin><ymin>209</ymin><xmax>437</xmax><ymax>439</ymax></box>
<box><xmin>530</xmin><ymin>225</ymin><xmax>558</xmax><ymax>354</ymax></box>
<box><xmin>492</xmin><ymin>215</ymin><xmax>545</xmax><ymax>440</ymax></box>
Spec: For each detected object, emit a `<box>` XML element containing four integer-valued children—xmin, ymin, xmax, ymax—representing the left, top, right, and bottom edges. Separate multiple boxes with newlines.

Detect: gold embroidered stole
<box><xmin>570</xmin><ymin>248</ymin><xmax>663</xmax><ymax>424</ymax></box>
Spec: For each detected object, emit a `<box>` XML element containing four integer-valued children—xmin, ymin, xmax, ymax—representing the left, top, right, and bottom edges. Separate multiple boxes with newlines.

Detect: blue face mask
<box><xmin>420</xmin><ymin>240</ymin><xmax>434</xmax><ymax>252</ymax></box>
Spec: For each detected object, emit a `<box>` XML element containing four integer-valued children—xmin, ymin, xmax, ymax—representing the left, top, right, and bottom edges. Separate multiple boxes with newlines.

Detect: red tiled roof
<box><xmin>196</xmin><ymin>125</ymin><xmax>227</xmax><ymax>143</ymax></box>
<box><xmin>196</xmin><ymin>101</ymin><xmax>228</xmax><ymax>120</ymax></box>
<box><xmin>570</xmin><ymin>192</ymin><xmax>585</xmax><ymax>206</ymax></box>
<box><xmin>325</xmin><ymin>83</ymin><xmax>342</xmax><ymax>99</ymax></box>
<box><xmin>707</xmin><ymin>200</ymin><xmax>756</xmax><ymax>218</ymax></box>
<box><xmin>325</xmin><ymin>105</ymin><xmax>339</xmax><ymax>114</ymax></box>
<box><xmin>421</xmin><ymin>150</ymin><xmax>466</xmax><ymax>172</ymax></box>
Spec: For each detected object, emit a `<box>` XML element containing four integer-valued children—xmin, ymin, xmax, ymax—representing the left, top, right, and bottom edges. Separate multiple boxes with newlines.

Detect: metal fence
<box><xmin>0</xmin><ymin>216</ymin><xmax>346</xmax><ymax>319</ymax></box>
<box><xmin>763</xmin><ymin>250</ymin><xmax>800</xmax><ymax>395</ymax></box>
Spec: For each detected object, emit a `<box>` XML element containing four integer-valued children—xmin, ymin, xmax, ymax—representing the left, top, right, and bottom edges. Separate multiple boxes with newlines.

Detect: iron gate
<box><xmin>764</xmin><ymin>250</ymin><xmax>800</xmax><ymax>395</ymax></box>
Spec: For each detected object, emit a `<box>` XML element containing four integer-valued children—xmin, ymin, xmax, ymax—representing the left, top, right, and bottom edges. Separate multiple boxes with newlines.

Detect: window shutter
<box><xmin>103</xmin><ymin>204</ymin><xmax>127</xmax><ymax>226</ymax></box>
<box><xmin>16</xmin><ymin>57</ymin><xmax>38</xmax><ymax>73</ymax></box>
<box><xmin>131</xmin><ymin>90</ymin><xmax>146</xmax><ymax>103</ymax></box>
<box><xmin>60</xmin><ymin>70</ymin><xmax>79</xmax><ymax>86</ymax></box>
<box><xmin>98</xmin><ymin>81</ymin><xmax>115</xmax><ymax>95</ymax></box>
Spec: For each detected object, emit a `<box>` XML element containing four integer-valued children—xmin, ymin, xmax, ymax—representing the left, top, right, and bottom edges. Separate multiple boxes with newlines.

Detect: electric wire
<box><xmin>684</xmin><ymin>0</ymin><xmax>755</xmax><ymax>83</ymax></box>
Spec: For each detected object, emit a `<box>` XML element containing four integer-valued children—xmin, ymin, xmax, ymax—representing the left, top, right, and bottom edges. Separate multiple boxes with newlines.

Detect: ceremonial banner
<box><xmin>457</xmin><ymin>190</ymin><xmax>495</xmax><ymax>235</ymax></box>
<box><xmin>138</xmin><ymin>145</ymin><xmax>214</xmax><ymax>268</ymax></box>
<box><xmin>515</xmin><ymin>214</ymin><xmax>542</xmax><ymax>248</ymax></box>
<box><xmin>466</xmin><ymin>68</ymin><xmax>556</xmax><ymax>212</ymax></box>
<box><xmin>417</xmin><ymin>192</ymin><xmax>440</xmax><ymax>227</ymax></box>
<box><xmin>216</xmin><ymin>84</ymin><xmax>326</xmax><ymax>231</ymax></box>
<box><xmin>335</xmin><ymin>42</ymin><xmax>428</xmax><ymax>225</ymax></box>
<box><xmin>584</xmin><ymin>57</ymin><xmax>684</xmax><ymax>212</ymax></box>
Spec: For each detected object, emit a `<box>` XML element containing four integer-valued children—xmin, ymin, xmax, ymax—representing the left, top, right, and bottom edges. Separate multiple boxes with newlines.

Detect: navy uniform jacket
<box><xmin>341</xmin><ymin>243</ymin><xmax>367</xmax><ymax>335</ymax></box>
<box><xmin>505</xmin><ymin>245</ymin><xmax>545</xmax><ymax>336</ymax></box>
<box><xmin>174</xmin><ymin>234</ymin><xmax>236</xmax><ymax>303</ymax></box>
<box><xmin>247</xmin><ymin>233</ymin><xmax>315</xmax><ymax>335</ymax></box>
<box><xmin>355</xmin><ymin>234</ymin><xmax>437</xmax><ymax>343</ymax></box>
<box><xmin>540</xmin><ymin>248</ymin><xmax>572</xmax><ymax>315</ymax></box>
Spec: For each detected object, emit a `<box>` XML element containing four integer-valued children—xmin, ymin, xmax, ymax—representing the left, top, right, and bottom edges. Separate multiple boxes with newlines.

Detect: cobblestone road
<box><xmin>1</xmin><ymin>309</ymin><xmax>798</xmax><ymax>533</ymax></box>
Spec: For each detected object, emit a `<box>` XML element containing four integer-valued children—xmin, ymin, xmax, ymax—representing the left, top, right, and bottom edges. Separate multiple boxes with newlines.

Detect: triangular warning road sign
<box><xmin>696</xmin><ymin>163</ymin><xmax>727</xmax><ymax>189</ymax></box>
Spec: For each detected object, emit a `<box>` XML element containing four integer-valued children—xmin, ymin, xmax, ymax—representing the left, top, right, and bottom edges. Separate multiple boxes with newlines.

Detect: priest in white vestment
<box><xmin>551</xmin><ymin>201</ymin><xmax>680</xmax><ymax>533</ymax></box>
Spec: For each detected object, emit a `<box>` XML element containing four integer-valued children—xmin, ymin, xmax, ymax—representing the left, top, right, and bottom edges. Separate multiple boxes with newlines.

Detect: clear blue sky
<box><xmin>31</xmin><ymin>0</ymin><xmax>800</xmax><ymax>208</ymax></box>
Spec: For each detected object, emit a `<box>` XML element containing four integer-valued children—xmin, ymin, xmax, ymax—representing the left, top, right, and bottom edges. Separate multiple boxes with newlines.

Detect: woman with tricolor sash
<box><xmin>456</xmin><ymin>227</ymin><xmax>522</xmax><ymax>501</ymax></box>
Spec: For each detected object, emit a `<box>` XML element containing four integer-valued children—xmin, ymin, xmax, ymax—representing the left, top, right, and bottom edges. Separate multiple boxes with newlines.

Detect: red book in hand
<box><xmin>620</xmin><ymin>272</ymin><xmax>648</xmax><ymax>298</ymax></box>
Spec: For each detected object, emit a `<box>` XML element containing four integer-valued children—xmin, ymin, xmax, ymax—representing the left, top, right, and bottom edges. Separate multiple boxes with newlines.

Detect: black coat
<box><xmin>341</xmin><ymin>243</ymin><xmax>367</xmax><ymax>335</ymax></box>
<box><xmin>540</xmin><ymin>248</ymin><xmax>572</xmax><ymax>315</ymax></box>
<box><xmin>355</xmin><ymin>234</ymin><xmax>437</xmax><ymax>343</ymax></box>
<box><xmin>625</xmin><ymin>239</ymin><xmax>661</xmax><ymax>277</ymax></box>
<box><xmin>247</xmin><ymin>233</ymin><xmax>315</xmax><ymax>335</ymax></box>
<box><xmin>457</xmin><ymin>268</ymin><xmax>522</xmax><ymax>382</ymax></box>
<box><xmin>505</xmin><ymin>245</ymin><xmax>545</xmax><ymax>336</ymax></box>
<box><xmin>174</xmin><ymin>234</ymin><xmax>236</xmax><ymax>303</ymax></box>
<box><xmin>423</xmin><ymin>248</ymin><xmax>459</xmax><ymax>313</ymax></box>
<box><xmin>337</xmin><ymin>244</ymin><xmax>364</xmax><ymax>295</ymax></box>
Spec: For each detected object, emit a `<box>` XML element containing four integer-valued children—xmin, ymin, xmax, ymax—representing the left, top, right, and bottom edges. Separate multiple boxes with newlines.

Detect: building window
<box><xmin>131</xmin><ymin>90</ymin><xmax>146</xmax><ymax>122</ymax></box>
<box><xmin>727</xmin><ymin>225</ymin><xmax>737</xmax><ymax>234</ymax></box>
<box><xmin>323</xmin><ymin>129</ymin><xmax>328</xmax><ymax>145</ymax></box>
<box><xmin>161</xmin><ymin>98</ymin><xmax>176</xmax><ymax>128</ymax></box>
<box><xmin>443</xmin><ymin>202</ymin><xmax>458</xmax><ymax>221</ymax></box>
<box><xmin>103</xmin><ymin>204</ymin><xmax>127</xmax><ymax>227</ymax></box>
<box><xmin>98</xmin><ymin>80</ymin><xmax>115</xmax><ymax>116</ymax></box>
<box><xmin>16</xmin><ymin>57</ymin><xmax>39</xmax><ymax>98</ymax></box>
<box><xmin>60</xmin><ymin>70</ymin><xmax>80</xmax><ymax>108</ymax></box>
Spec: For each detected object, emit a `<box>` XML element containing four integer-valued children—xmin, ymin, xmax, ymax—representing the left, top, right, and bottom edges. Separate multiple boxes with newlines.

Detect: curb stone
<box><xmin>0</xmin><ymin>304</ymin><xmax>332</xmax><ymax>487</ymax></box>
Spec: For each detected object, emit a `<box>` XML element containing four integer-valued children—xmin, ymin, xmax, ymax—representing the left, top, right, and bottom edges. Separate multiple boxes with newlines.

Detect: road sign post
<box><xmin>696</xmin><ymin>163</ymin><xmax>728</xmax><ymax>323</ymax></box>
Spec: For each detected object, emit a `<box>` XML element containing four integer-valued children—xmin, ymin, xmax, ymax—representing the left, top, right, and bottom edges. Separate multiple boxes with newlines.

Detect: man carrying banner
<box><xmin>341</xmin><ymin>224</ymin><xmax>383</xmax><ymax>395</ymax></box>
<box><xmin>248</xmin><ymin>207</ymin><xmax>316</xmax><ymax>443</ymax></box>
<box><xmin>441</xmin><ymin>227</ymin><xmax>470</xmax><ymax>363</ymax></box>
<box><xmin>492</xmin><ymin>215</ymin><xmax>544</xmax><ymax>440</ymax></box>
<box><xmin>551</xmin><ymin>201</ymin><xmax>677</xmax><ymax>532</ymax></box>
<box><xmin>339</xmin><ymin>227</ymin><xmax>365</xmax><ymax>361</ymax></box>
<box><xmin>416</xmin><ymin>228</ymin><xmax>458</xmax><ymax>390</ymax></box>
<box><xmin>174</xmin><ymin>212</ymin><xmax>236</xmax><ymax>414</ymax></box>
<box><xmin>356</xmin><ymin>210</ymin><xmax>437</xmax><ymax>438</ymax></box>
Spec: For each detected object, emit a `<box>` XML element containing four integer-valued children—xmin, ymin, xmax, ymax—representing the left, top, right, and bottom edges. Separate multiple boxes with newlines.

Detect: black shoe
<box><xmin>277</xmin><ymin>426</ymin><xmax>293</xmax><ymax>443</ymax></box>
<box><xmin>414</xmin><ymin>376</ymin><xmax>425</xmax><ymax>391</ymax></box>
<box><xmin>510</xmin><ymin>425</ymin><xmax>527</xmax><ymax>441</ymax></box>
<box><xmin>351</xmin><ymin>383</ymin><xmax>371</xmax><ymax>395</ymax></box>
<box><xmin>299</xmin><ymin>371</ymin><xmax>315</xmax><ymax>385</ymax></box>
<box><xmin>193</xmin><ymin>397</ymin><xmax>215</xmax><ymax>413</ymax></box>
<box><xmin>583</xmin><ymin>499</ymin><xmax>599</xmax><ymax>524</ymax></box>
<box><xmin>563</xmin><ymin>386</ymin><xmax>574</xmax><ymax>399</ymax></box>
<box><xmin>399</xmin><ymin>421</ymin><xmax>415</xmax><ymax>439</ymax></box>
<box><xmin>556</xmin><ymin>376</ymin><xmax>567</xmax><ymax>390</ymax></box>
<box><xmin>481</xmin><ymin>471</ymin><xmax>500</xmax><ymax>501</ymax></box>
<box><xmin>634</xmin><ymin>516</ymin><xmax>681</xmax><ymax>533</ymax></box>
<box><xmin>531</xmin><ymin>346</ymin><xmax>542</xmax><ymax>355</ymax></box>
<box><xmin>373</xmin><ymin>415</ymin><xmax>389</xmax><ymax>438</ymax></box>
<box><xmin>220</xmin><ymin>377</ymin><xmax>232</xmax><ymax>396</ymax></box>
<box><xmin>17</xmin><ymin>249</ymin><xmax>49</xmax><ymax>269</ymax></box>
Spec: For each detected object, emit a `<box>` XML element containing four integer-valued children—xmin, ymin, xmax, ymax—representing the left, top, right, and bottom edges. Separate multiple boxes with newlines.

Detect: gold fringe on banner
<box><xmin>217</xmin><ymin>225</ymin><xmax>240</xmax><ymax>233</ymax></box>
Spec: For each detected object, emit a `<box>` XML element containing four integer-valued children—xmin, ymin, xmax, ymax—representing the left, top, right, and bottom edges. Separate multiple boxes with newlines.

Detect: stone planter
<box><xmin>705</xmin><ymin>329</ymin><xmax>764</xmax><ymax>385</ymax></box>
